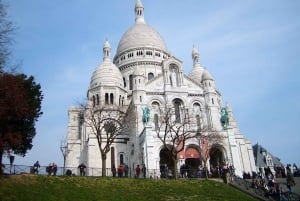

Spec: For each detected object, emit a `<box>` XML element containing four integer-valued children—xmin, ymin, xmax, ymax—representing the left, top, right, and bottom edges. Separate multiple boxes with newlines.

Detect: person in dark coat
<box><xmin>78</xmin><ymin>163</ymin><xmax>86</xmax><ymax>176</ymax></box>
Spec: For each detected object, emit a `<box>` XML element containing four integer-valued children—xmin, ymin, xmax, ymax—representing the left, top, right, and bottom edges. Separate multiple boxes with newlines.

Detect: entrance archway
<box><xmin>209</xmin><ymin>146</ymin><xmax>224</xmax><ymax>178</ymax></box>
<box><xmin>159</xmin><ymin>147</ymin><xmax>174</xmax><ymax>178</ymax></box>
<box><xmin>184</xmin><ymin>147</ymin><xmax>200</xmax><ymax>178</ymax></box>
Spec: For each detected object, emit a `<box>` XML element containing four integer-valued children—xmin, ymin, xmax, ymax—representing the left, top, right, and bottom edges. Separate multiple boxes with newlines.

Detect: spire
<box><xmin>103</xmin><ymin>38</ymin><xmax>111</xmax><ymax>61</ymax></box>
<box><xmin>192</xmin><ymin>45</ymin><xmax>200</xmax><ymax>66</ymax></box>
<box><xmin>135</xmin><ymin>0</ymin><xmax>145</xmax><ymax>24</ymax></box>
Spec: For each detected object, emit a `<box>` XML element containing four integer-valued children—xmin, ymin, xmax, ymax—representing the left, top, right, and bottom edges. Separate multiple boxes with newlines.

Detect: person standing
<box><xmin>124</xmin><ymin>164</ymin><xmax>129</xmax><ymax>178</ymax></box>
<box><xmin>33</xmin><ymin>161</ymin><xmax>40</xmax><ymax>174</ymax></box>
<box><xmin>135</xmin><ymin>165</ymin><xmax>141</xmax><ymax>178</ymax></box>
<box><xmin>78</xmin><ymin>163</ymin><xmax>86</xmax><ymax>176</ymax></box>
<box><xmin>117</xmin><ymin>164</ymin><xmax>123</xmax><ymax>177</ymax></box>
<box><xmin>286</xmin><ymin>167</ymin><xmax>296</xmax><ymax>193</ymax></box>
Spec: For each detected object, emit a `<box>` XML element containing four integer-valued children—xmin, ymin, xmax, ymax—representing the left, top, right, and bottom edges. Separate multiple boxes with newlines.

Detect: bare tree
<box><xmin>155</xmin><ymin>107</ymin><xmax>197</xmax><ymax>179</ymax></box>
<box><xmin>196</xmin><ymin>128</ymin><xmax>224</xmax><ymax>179</ymax></box>
<box><xmin>0</xmin><ymin>0</ymin><xmax>14</xmax><ymax>72</ymax></box>
<box><xmin>60</xmin><ymin>139</ymin><xmax>68</xmax><ymax>175</ymax></box>
<box><xmin>84</xmin><ymin>105</ymin><xmax>127</xmax><ymax>177</ymax></box>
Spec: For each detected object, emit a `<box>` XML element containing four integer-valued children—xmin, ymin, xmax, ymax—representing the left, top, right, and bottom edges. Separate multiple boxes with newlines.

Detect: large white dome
<box><xmin>115</xmin><ymin>0</ymin><xmax>168</xmax><ymax>56</ymax></box>
<box><xmin>116</xmin><ymin>23</ymin><xmax>168</xmax><ymax>56</ymax></box>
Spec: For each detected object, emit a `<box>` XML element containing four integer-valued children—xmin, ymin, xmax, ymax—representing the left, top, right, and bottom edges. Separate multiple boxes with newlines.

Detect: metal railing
<box><xmin>0</xmin><ymin>164</ymin><xmax>162</xmax><ymax>178</ymax></box>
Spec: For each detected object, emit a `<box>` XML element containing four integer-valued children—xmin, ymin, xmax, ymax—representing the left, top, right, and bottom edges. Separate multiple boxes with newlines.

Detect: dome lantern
<box><xmin>135</xmin><ymin>0</ymin><xmax>145</xmax><ymax>24</ymax></box>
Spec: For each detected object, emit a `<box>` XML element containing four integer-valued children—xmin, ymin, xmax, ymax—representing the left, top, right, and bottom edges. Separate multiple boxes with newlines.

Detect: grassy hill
<box><xmin>0</xmin><ymin>175</ymin><xmax>257</xmax><ymax>201</ymax></box>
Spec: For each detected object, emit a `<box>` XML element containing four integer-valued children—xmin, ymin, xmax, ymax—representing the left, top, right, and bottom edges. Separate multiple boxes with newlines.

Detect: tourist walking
<box><xmin>78</xmin><ymin>163</ymin><xmax>86</xmax><ymax>176</ymax></box>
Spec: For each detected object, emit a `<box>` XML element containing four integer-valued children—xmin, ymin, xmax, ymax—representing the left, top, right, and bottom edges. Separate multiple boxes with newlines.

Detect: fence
<box><xmin>1</xmin><ymin>164</ymin><xmax>227</xmax><ymax>180</ymax></box>
<box><xmin>1</xmin><ymin>163</ymin><xmax>164</xmax><ymax>178</ymax></box>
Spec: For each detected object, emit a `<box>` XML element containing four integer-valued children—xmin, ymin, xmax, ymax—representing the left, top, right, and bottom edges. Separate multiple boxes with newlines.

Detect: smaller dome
<box><xmin>90</xmin><ymin>40</ymin><xmax>123</xmax><ymax>88</ymax></box>
<box><xmin>202</xmin><ymin>69</ymin><xmax>214</xmax><ymax>81</ymax></box>
<box><xmin>188</xmin><ymin>65</ymin><xmax>204</xmax><ymax>84</ymax></box>
<box><xmin>90</xmin><ymin>60</ymin><xmax>123</xmax><ymax>88</ymax></box>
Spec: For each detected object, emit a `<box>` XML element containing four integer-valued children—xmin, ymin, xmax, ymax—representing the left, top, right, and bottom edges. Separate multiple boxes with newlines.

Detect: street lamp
<box><xmin>9</xmin><ymin>155</ymin><xmax>15</xmax><ymax>174</ymax></box>
<box><xmin>60</xmin><ymin>141</ymin><xmax>70</xmax><ymax>175</ymax></box>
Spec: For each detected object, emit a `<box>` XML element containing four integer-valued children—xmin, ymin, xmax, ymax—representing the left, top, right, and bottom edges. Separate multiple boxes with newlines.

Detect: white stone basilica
<box><xmin>65</xmin><ymin>0</ymin><xmax>256</xmax><ymax>178</ymax></box>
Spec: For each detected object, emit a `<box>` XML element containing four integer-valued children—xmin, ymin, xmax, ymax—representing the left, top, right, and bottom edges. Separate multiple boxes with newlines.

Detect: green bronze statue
<box><xmin>220</xmin><ymin>107</ymin><xmax>229</xmax><ymax>129</ymax></box>
<box><xmin>142</xmin><ymin>106</ymin><xmax>150</xmax><ymax>124</ymax></box>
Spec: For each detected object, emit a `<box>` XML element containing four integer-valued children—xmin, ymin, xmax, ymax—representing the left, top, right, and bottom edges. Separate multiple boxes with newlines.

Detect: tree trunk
<box><xmin>173</xmin><ymin>155</ymin><xmax>178</xmax><ymax>179</ymax></box>
<box><xmin>204</xmin><ymin>160</ymin><xmax>209</xmax><ymax>179</ymax></box>
<box><xmin>0</xmin><ymin>151</ymin><xmax>3</xmax><ymax>174</ymax></box>
<box><xmin>101</xmin><ymin>153</ymin><xmax>107</xmax><ymax>177</ymax></box>
<box><xmin>0</xmin><ymin>151</ymin><xmax>3</xmax><ymax>165</ymax></box>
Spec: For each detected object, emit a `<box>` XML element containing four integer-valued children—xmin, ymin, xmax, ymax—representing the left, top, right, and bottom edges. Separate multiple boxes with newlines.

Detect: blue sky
<box><xmin>3</xmin><ymin>0</ymin><xmax>300</xmax><ymax>167</ymax></box>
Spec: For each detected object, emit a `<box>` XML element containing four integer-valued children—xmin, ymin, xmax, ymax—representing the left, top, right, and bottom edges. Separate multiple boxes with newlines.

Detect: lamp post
<box><xmin>9</xmin><ymin>155</ymin><xmax>15</xmax><ymax>174</ymax></box>
<box><xmin>60</xmin><ymin>141</ymin><xmax>70</xmax><ymax>175</ymax></box>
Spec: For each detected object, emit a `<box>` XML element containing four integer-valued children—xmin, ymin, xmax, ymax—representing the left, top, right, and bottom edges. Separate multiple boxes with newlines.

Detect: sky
<box><xmin>3</xmin><ymin>0</ymin><xmax>300</xmax><ymax>167</ymax></box>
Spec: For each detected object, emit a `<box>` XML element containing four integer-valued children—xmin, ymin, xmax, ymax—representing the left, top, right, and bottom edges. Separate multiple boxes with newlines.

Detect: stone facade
<box><xmin>65</xmin><ymin>0</ymin><xmax>256</xmax><ymax>178</ymax></box>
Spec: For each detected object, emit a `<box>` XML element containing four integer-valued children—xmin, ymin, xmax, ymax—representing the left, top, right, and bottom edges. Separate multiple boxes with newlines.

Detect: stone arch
<box><xmin>184</xmin><ymin>144</ymin><xmax>201</xmax><ymax>177</ymax></box>
<box><xmin>159</xmin><ymin>145</ymin><xmax>174</xmax><ymax>178</ymax></box>
<box><xmin>147</xmin><ymin>96</ymin><xmax>164</xmax><ymax>108</ymax></box>
<box><xmin>209</xmin><ymin>144</ymin><xmax>226</xmax><ymax>178</ymax></box>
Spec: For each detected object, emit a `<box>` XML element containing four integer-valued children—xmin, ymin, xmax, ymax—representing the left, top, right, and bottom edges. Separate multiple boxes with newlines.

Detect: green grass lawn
<box><xmin>0</xmin><ymin>175</ymin><xmax>257</xmax><ymax>201</ymax></box>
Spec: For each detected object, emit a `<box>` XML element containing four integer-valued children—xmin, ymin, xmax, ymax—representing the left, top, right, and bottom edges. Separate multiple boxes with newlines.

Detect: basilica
<box><xmin>65</xmin><ymin>0</ymin><xmax>256</xmax><ymax>178</ymax></box>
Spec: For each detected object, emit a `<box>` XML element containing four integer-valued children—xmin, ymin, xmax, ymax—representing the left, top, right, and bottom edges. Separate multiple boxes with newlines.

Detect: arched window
<box><xmin>110</xmin><ymin>93</ymin><xmax>114</xmax><ymax>105</ymax></box>
<box><xmin>212</xmin><ymin>98</ymin><xmax>214</xmax><ymax>105</ymax></box>
<box><xmin>92</xmin><ymin>96</ymin><xmax>95</xmax><ymax>107</ymax></box>
<box><xmin>193</xmin><ymin>103</ymin><xmax>201</xmax><ymax>113</ymax></box>
<box><xmin>123</xmin><ymin>77</ymin><xmax>126</xmax><ymax>88</ymax></box>
<box><xmin>129</xmin><ymin>74</ymin><xmax>133</xmax><ymax>90</ymax></box>
<box><xmin>111</xmin><ymin>147</ymin><xmax>115</xmax><ymax>168</ymax></box>
<box><xmin>120</xmin><ymin>152</ymin><xmax>124</xmax><ymax>165</ymax></box>
<box><xmin>173</xmin><ymin>99</ymin><xmax>182</xmax><ymax>123</ymax></box>
<box><xmin>119</xmin><ymin>95</ymin><xmax>121</xmax><ymax>106</ymax></box>
<box><xmin>96</xmin><ymin>94</ymin><xmax>99</xmax><ymax>105</ymax></box>
<box><xmin>148</xmin><ymin>73</ymin><xmax>154</xmax><ymax>80</ymax></box>
<box><xmin>105</xmin><ymin>93</ymin><xmax>109</xmax><ymax>105</ymax></box>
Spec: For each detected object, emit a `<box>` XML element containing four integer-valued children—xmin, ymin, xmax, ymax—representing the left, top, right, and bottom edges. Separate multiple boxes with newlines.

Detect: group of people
<box><xmin>251</xmin><ymin>165</ymin><xmax>296</xmax><ymax>199</ymax></box>
<box><xmin>46</xmin><ymin>162</ymin><xmax>58</xmax><ymax>176</ymax></box>
<box><xmin>111</xmin><ymin>163</ymin><xmax>146</xmax><ymax>178</ymax></box>
<box><xmin>112</xmin><ymin>163</ymin><xmax>129</xmax><ymax>177</ymax></box>
<box><xmin>135</xmin><ymin>164</ymin><xmax>146</xmax><ymax>178</ymax></box>
<box><xmin>31</xmin><ymin>161</ymin><xmax>58</xmax><ymax>175</ymax></box>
